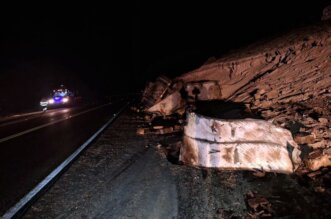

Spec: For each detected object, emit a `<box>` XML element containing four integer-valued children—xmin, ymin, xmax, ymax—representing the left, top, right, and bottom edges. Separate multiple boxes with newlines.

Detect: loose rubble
<box><xmin>254</xmin><ymin>100</ymin><xmax>331</xmax><ymax>173</ymax></box>
<box><xmin>245</xmin><ymin>191</ymin><xmax>273</xmax><ymax>218</ymax></box>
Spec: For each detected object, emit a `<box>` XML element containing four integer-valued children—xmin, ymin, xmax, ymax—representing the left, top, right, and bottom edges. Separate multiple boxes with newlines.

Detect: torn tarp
<box><xmin>179</xmin><ymin>112</ymin><xmax>301</xmax><ymax>173</ymax></box>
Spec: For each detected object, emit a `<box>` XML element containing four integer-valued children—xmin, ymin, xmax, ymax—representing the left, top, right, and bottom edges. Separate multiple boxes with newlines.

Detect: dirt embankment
<box><xmin>178</xmin><ymin>23</ymin><xmax>331</xmax><ymax>104</ymax></box>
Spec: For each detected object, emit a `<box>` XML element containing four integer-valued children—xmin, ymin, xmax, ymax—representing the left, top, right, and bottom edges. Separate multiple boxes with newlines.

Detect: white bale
<box><xmin>180</xmin><ymin>113</ymin><xmax>301</xmax><ymax>173</ymax></box>
<box><xmin>180</xmin><ymin>136</ymin><xmax>295</xmax><ymax>174</ymax></box>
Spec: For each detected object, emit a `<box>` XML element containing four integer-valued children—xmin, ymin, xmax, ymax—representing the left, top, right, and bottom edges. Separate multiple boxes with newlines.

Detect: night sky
<box><xmin>0</xmin><ymin>1</ymin><xmax>328</xmax><ymax>112</ymax></box>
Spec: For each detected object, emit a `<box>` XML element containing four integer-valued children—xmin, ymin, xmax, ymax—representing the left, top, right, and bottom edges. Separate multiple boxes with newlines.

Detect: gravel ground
<box><xmin>24</xmin><ymin>109</ymin><xmax>331</xmax><ymax>219</ymax></box>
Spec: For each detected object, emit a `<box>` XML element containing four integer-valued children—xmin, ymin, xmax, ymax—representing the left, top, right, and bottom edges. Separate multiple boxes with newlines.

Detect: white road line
<box><xmin>0</xmin><ymin>103</ymin><xmax>111</xmax><ymax>144</ymax></box>
<box><xmin>0</xmin><ymin>114</ymin><xmax>43</xmax><ymax>128</ymax></box>
<box><xmin>0</xmin><ymin>112</ymin><xmax>43</xmax><ymax>124</ymax></box>
<box><xmin>6</xmin><ymin>111</ymin><xmax>43</xmax><ymax>118</ymax></box>
<box><xmin>0</xmin><ymin>108</ymin><xmax>76</xmax><ymax>128</ymax></box>
<box><xmin>2</xmin><ymin>102</ymin><xmax>129</xmax><ymax>219</ymax></box>
<box><xmin>0</xmin><ymin>108</ymin><xmax>73</xmax><ymax>128</ymax></box>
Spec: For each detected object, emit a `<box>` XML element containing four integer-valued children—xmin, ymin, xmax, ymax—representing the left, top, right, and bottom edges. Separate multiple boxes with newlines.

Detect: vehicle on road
<box><xmin>40</xmin><ymin>85</ymin><xmax>80</xmax><ymax>110</ymax></box>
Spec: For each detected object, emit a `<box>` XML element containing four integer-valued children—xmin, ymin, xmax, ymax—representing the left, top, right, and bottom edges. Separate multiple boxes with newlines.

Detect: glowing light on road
<box><xmin>48</xmin><ymin>112</ymin><xmax>56</xmax><ymax>116</ymax></box>
<box><xmin>62</xmin><ymin>97</ymin><xmax>69</xmax><ymax>103</ymax></box>
<box><xmin>61</xmin><ymin>108</ymin><xmax>70</xmax><ymax>113</ymax></box>
<box><xmin>48</xmin><ymin>99</ymin><xmax>55</xmax><ymax>104</ymax></box>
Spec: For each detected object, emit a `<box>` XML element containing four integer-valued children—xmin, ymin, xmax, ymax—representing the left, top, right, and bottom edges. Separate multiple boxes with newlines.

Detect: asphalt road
<box><xmin>0</xmin><ymin>100</ymin><xmax>127</xmax><ymax>215</ymax></box>
<box><xmin>23</xmin><ymin>109</ymin><xmax>179</xmax><ymax>219</ymax></box>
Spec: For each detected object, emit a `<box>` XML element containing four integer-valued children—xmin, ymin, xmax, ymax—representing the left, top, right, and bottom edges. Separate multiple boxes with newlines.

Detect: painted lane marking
<box><xmin>0</xmin><ymin>114</ymin><xmax>44</xmax><ymax>128</ymax></box>
<box><xmin>0</xmin><ymin>103</ymin><xmax>111</xmax><ymax>144</ymax></box>
<box><xmin>0</xmin><ymin>112</ymin><xmax>43</xmax><ymax>125</ymax></box>
<box><xmin>0</xmin><ymin>108</ymin><xmax>77</xmax><ymax>128</ymax></box>
<box><xmin>2</xmin><ymin>102</ymin><xmax>129</xmax><ymax>219</ymax></box>
<box><xmin>2</xmin><ymin>111</ymin><xmax>43</xmax><ymax>119</ymax></box>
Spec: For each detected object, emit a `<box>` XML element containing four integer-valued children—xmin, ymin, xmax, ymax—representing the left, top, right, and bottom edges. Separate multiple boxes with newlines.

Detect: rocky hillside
<box><xmin>177</xmin><ymin>22</ymin><xmax>331</xmax><ymax>105</ymax></box>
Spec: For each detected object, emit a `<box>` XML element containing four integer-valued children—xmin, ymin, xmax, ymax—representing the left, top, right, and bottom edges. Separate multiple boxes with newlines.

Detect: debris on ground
<box><xmin>136</xmin><ymin>124</ymin><xmax>182</xmax><ymax>136</ymax></box>
<box><xmin>134</xmin><ymin>112</ymin><xmax>184</xmax><ymax>136</ymax></box>
<box><xmin>245</xmin><ymin>191</ymin><xmax>273</xmax><ymax>218</ymax></box>
<box><xmin>306</xmin><ymin>148</ymin><xmax>331</xmax><ymax>171</ymax></box>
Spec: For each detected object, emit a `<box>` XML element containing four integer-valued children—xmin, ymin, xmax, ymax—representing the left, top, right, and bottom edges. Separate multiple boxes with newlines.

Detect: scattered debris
<box><xmin>245</xmin><ymin>191</ymin><xmax>273</xmax><ymax>218</ymax></box>
<box><xmin>308</xmin><ymin>139</ymin><xmax>331</xmax><ymax>149</ymax></box>
<box><xmin>136</xmin><ymin>125</ymin><xmax>182</xmax><ymax>136</ymax></box>
<box><xmin>294</xmin><ymin>133</ymin><xmax>316</xmax><ymax>145</ymax></box>
<box><xmin>306</xmin><ymin>148</ymin><xmax>331</xmax><ymax>171</ymax></box>
<box><xmin>318</xmin><ymin>117</ymin><xmax>328</xmax><ymax>124</ymax></box>
<box><xmin>251</xmin><ymin>100</ymin><xmax>331</xmax><ymax>173</ymax></box>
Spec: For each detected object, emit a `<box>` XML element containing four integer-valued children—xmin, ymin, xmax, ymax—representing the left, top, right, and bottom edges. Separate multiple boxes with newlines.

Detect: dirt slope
<box><xmin>177</xmin><ymin>22</ymin><xmax>331</xmax><ymax>105</ymax></box>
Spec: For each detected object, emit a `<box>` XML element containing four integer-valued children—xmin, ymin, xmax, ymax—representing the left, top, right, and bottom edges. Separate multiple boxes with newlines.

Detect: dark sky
<box><xmin>0</xmin><ymin>1</ymin><xmax>329</xmax><ymax>108</ymax></box>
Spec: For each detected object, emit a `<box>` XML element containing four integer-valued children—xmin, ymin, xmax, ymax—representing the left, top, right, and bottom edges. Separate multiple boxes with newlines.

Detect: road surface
<box><xmin>0</xmin><ymin>100</ymin><xmax>127</xmax><ymax>215</ymax></box>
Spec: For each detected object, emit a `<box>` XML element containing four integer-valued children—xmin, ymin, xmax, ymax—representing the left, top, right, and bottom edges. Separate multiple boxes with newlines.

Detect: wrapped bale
<box><xmin>180</xmin><ymin>112</ymin><xmax>301</xmax><ymax>173</ymax></box>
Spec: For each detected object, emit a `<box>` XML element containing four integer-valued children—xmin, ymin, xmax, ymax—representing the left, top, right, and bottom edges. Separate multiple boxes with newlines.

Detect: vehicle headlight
<box><xmin>40</xmin><ymin>101</ymin><xmax>48</xmax><ymax>106</ymax></box>
<box><xmin>48</xmin><ymin>99</ymin><xmax>55</xmax><ymax>104</ymax></box>
<box><xmin>62</xmin><ymin>97</ymin><xmax>69</xmax><ymax>103</ymax></box>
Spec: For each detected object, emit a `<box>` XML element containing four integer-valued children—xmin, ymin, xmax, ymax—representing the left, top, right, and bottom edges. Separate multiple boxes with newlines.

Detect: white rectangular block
<box><xmin>180</xmin><ymin>113</ymin><xmax>301</xmax><ymax>173</ymax></box>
